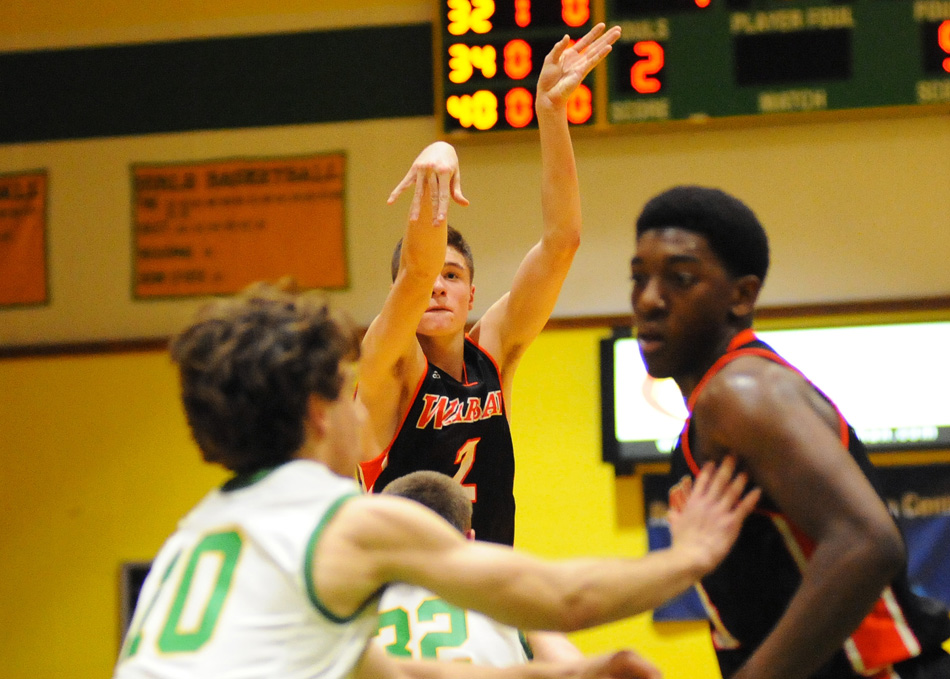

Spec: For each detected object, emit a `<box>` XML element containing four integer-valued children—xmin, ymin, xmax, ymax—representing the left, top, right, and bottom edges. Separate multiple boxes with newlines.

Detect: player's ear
<box><xmin>465</xmin><ymin>528</ymin><xmax>476</xmax><ymax>541</ymax></box>
<box><xmin>304</xmin><ymin>395</ymin><xmax>330</xmax><ymax>438</ymax></box>
<box><xmin>730</xmin><ymin>274</ymin><xmax>761</xmax><ymax>320</ymax></box>
<box><xmin>468</xmin><ymin>284</ymin><xmax>475</xmax><ymax>311</ymax></box>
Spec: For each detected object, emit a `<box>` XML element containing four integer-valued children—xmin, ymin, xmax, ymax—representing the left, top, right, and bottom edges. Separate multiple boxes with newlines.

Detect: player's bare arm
<box><xmin>355</xmin><ymin>640</ymin><xmax>662</xmax><ymax>679</ymax></box>
<box><xmin>359</xmin><ymin>142</ymin><xmax>468</xmax><ymax>446</ymax></box>
<box><xmin>524</xmin><ymin>630</ymin><xmax>587</xmax><ymax>662</ymax></box>
<box><xmin>314</xmin><ymin>458</ymin><xmax>756</xmax><ymax>632</ymax></box>
<box><xmin>522</xmin><ymin>630</ymin><xmax>660</xmax><ymax>679</ymax></box>
<box><xmin>692</xmin><ymin>358</ymin><xmax>905</xmax><ymax>679</ymax></box>
<box><xmin>472</xmin><ymin>24</ymin><xmax>622</xmax><ymax>389</ymax></box>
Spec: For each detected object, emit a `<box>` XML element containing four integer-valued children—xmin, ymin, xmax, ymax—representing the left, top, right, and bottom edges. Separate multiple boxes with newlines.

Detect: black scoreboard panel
<box><xmin>436</xmin><ymin>1</ymin><xmax>598</xmax><ymax>133</ymax></box>
<box><xmin>435</xmin><ymin>0</ymin><xmax>950</xmax><ymax>137</ymax></box>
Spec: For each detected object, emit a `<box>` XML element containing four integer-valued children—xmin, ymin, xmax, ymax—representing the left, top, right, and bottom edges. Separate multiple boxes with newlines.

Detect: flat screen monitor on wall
<box><xmin>600</xmin><ymin>320</ymin><xmax>950</xmax><ymax>473</ymax></box>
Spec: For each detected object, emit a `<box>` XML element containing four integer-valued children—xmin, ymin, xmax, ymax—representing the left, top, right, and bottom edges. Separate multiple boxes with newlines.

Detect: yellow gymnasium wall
<box><xmin>0</xmin><ymin>351</ymin><xmax>228</xmax><ymax>679</ymax></box>
<box><xmin>510</xmin><ymin>327</ymin><xmax>721</xmax><ymax>674</ymax></box>
<box><xmin>0</xmin><ymin>327</ymin><xmax>723</xmax><ymax>679</ymax></box>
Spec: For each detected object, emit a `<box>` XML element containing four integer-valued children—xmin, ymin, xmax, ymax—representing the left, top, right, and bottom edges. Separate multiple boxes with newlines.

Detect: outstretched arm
<box><xmin>523</xmin><ymin>633</ymin><xmax>659</xmax><ymax>679</ymax></box>
<box><xmin>316</xmin><ymin>457</ymin><xmax>757</xmax><ymax>632</ymax></box>
<box><xmin>359</xmin><ymin>142</ymin><xmax>468</xmax><ymax>448</ymax></box>
<box><xmin>525</xmin><ymin>631</ymin><xmax>587</xmax><ymax>662</ymax></box>
<box><xmin>355</xmin><ymin>641</ymin><xmax>662</xmax><ymax>679</ymax></box>
<box><xmin>474</xmin><ymin>24</ymin><xmax>621</xmax><ymax>379</ymax></box>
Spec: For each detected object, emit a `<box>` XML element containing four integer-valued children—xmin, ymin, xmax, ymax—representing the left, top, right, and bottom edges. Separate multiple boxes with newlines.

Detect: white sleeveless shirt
<box><xmin>114</xmin><ymin>460</ymin><xmax>377</xmax><ymax>679</ymax></box>
<box><xmin>375</xmin><ymin>583</ymin><xmax>530</xmax><ymax>666</ymax></box>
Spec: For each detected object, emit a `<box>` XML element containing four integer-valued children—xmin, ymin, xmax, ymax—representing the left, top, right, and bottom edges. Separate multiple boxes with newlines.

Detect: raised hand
<box><xmin>388</xmin><ymin>141</ymin><xmax>469</xmax><ymax>223</ymax></box>
<box><xmin>668</xmin><ymin>456</ymin><xmax>761</xmax><ymax>574</ymax></box>
<box><xmin>536</xmin><ymin>23</ymin><xmax>622</xmax><ymax>112</ymax></box>
<box><xmin>574</xmin><ymin>649</ymin><xmax>662</xmax><ymax>679</ymax></box>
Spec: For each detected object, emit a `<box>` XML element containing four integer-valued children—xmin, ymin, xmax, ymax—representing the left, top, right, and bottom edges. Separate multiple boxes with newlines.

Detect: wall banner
<box><xmin>876</xmin><ymin>463</ymin><xmax>950</xmax><ymax>606</ymax></box>
<box><xmin>132</xmin><ymin>153</ymin><xmax>347</xmax><ymax>299</ymax></box>
<box><xmin>0</xmin><ymin>170</ymin><xmax>48</xmax><ymax>307</ymax></box>
<box><xmin>643</xmin><ymin>462</ymin><xmax>950</xmax><ymax>622</ymax></box>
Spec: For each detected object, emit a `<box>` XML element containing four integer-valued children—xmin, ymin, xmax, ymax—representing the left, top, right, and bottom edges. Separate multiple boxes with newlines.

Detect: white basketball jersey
<box><xmin>114</xmin><ymin>460</ymin><xmax>377</xmax><ymax>679</ymax></box>
<box><xmin>375</xmin><ymin>583</ymin><xmax>530</xmax><ymax>666</ymax></box>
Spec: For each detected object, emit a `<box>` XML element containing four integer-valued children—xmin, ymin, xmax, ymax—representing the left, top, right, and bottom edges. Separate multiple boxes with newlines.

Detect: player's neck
<box><xmin>418</xmin><ymin>331</ymin><xmax>467</xmax><ymax>382</ymax></box>
<box><xmin>294</xmin><ymin>424</ymin><xmax>350</xmax><ymax>478</ymax></box>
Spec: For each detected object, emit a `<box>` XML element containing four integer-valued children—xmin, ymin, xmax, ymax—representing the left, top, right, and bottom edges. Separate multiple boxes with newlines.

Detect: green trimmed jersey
<box><xmin>375</xmin><ymin>583</ymin><xmax>531</xmax><ymax>665</ymax></box>
<box><xmin>114</xmin><ymin>460</ymin><xmax>376</xmax><ymax>679</ymax></box>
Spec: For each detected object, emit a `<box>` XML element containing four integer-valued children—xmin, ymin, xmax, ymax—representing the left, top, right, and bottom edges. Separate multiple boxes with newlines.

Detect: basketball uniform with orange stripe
<box><xmin>358</xmin><ymin>337</ymin><xmax>516</xmax><ymax>546</ymax></box>
<box><xmin>669</xmin><ymin>330</ymin><xmax>950</xmax><ymax>679</ymax></box>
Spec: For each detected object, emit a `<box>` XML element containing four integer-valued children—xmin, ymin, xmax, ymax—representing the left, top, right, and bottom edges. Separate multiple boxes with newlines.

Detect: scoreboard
<box><xmin>437</xmin><ymin>1</ymin><xmax>599</xmax><ymax>133</ymax></box>
<box><xmin>435</xmin><ymin>0</ymin><xmax>950</xmax><ymax>137</ymax></box>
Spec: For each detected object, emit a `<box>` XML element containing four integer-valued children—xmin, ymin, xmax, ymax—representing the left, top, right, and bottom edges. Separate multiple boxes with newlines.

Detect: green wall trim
<box><xmin>0</xmin><ymin>23</ymin><xmax>434</xmax><ymax>144</ymax></box>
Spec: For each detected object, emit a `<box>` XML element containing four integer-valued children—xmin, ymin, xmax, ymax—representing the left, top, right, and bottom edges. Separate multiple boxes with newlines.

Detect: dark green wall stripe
<box><xmin>1</xmin><ymin>23</ymin><xmax>434</xmax><ymax>144</ymax></box>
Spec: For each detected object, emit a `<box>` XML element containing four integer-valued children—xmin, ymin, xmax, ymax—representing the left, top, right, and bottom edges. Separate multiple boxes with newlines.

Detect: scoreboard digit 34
<box><xmin>435</xmin><ymin>0</ymin><xmax>950</xmax><ymax>137</ymax></box>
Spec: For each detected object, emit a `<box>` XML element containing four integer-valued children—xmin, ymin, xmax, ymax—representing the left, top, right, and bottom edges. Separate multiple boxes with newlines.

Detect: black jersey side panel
<box><xmin>668</xmin><ymin>332</ymin><xmax>950</xmax><ymax>678</ymax></box>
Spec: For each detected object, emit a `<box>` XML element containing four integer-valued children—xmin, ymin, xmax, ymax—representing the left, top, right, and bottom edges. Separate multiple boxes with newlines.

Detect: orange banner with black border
<box><xmin>132</xmin><ymin>153</ymin><xmax>346</xmax><ymax>299</ymax></box>
<box><xmin>0</xmin><ymin>170</ymin><xmax>48</xmax><ymax>307</ymax></box>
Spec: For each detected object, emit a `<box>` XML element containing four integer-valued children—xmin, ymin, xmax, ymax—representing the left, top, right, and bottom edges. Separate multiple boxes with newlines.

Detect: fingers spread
<box><xmin>606</xmin><ymin>649</ymin><xmax>663</xmax><ymax>679</ymax></box>
<box><xmin>572</xmin><ymin>22</ymin><xmax>606</xmax><ymax>54</ymax></box>
<box><xmin>710</xmin><ymin>455</ymin><xmax>737</xmax><ymax>495</ymax></box>
<box><xmin>436</xmin><ymin>171</ymin><xmax>450</xmax><ymax>222</ymax></box>
<box><xmin>409</xmin><ymin>167</ymin><xmax>426</xmax><ymax>221</ymax></box>
<box><xmin>547</xmin><ymin>33</ymin><xmax>571</xmax><ymax>65</ymax></box>
<box><xmin>387</xmin><ymin>170</ymin><xmax>416</xmax><ymax>205</ymax></box>
<box><xmin>451</xmin><ymin>172</ymin><xmax>469</xmax><ymax>206</ymax></box>
<box><xmin>427</xmin><ymin>171</ymin><xmax>440</xmax><ymax>223</ymax></box>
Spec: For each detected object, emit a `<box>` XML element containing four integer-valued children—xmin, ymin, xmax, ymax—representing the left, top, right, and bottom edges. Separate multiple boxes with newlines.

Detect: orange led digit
<box><xmin>504</xmin><ymin>39</ymin><xmax>533</xmax><ymax>79</ymax></box>
<box><xmin>562</xmin><ymin>0</ymin><xmax>591</xmax><ymax>27</ymax></box>
<box><xmin>631</xmin><ymin>40</ymin><xmax>664</xmax><ymax>94</ymax></box>
<box><xmin>447</xmin><ymin>0</ymin><xmax>495</xmax><ymax>36</ymax></box>
<box><xmin>566</xmin><ymin>84</ymin><xmax>593</xmax><ymax>123</ymax></box>
<box><xmin>515</xmin><ymin>0</ymin><xmax>531</xmax><ymax>27</ymax></box>
<box><xmin>939</xmin><ymin>20</ymin><xmax>950</xmax><ymax>73</ymax></box>
<box><xmin>504</xmin><ymin>87</ymin><xmax>534</xmax><ymax>127</ymax></box>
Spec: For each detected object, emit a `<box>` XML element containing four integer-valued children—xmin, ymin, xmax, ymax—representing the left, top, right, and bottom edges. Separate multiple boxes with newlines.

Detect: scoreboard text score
<box><xmin>436</xmin><ymin>0</ymin><xmax>950</xmax><ymax>137</ymax></box>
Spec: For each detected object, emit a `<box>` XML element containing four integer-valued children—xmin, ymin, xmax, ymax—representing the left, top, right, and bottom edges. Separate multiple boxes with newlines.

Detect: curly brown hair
<box><xmin>169</xmin><ymin>281</ymin><xmax>360</xmax><ymax>474</ymax></box>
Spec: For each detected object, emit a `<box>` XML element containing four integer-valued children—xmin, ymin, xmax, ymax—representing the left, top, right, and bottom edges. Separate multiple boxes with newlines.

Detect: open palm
<box><xmin>536</xmin><ymin>23</ymin><xmax>621</xmax><ymax>109</ymax></box>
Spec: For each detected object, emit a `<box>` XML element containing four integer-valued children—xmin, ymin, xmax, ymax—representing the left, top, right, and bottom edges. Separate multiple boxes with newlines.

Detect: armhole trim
<box><xmin>464</xmin><ymin>335</ymin><xmax>508</xmax><ymax>417</ymax></box>
<box><xmin>357</xmin><ymin>360</ymin><xmax>431</xmax><ymax>492</ymax></box>
<box><xmin>304</xmin><ymin>493</ymin><xmax>377</xmax><ymax>623</ymax></box>
<box><xmin>518</xmin><ymin>629</ymin><xmax>534</xmax><ymax>660</ymax></box>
